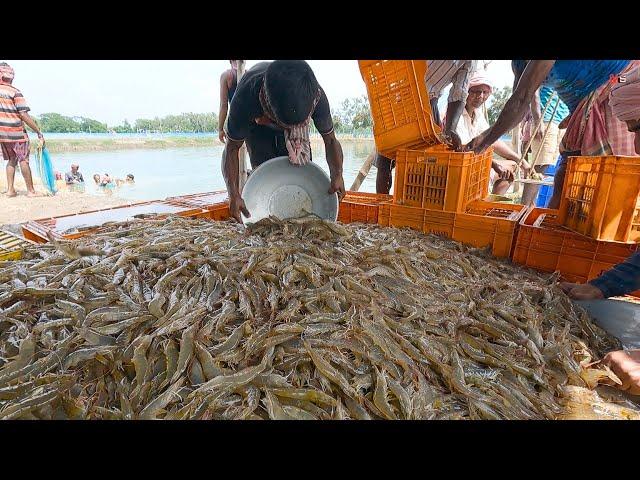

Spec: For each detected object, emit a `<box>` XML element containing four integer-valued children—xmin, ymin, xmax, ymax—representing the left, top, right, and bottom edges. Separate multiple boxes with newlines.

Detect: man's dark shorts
<box><xmin>374</xmin><ymin>153</ymin><xmax>395</xmax><ymax>170</ymax></box>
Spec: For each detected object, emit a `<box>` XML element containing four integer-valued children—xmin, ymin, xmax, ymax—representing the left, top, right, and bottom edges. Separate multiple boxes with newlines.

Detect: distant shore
<box><xmin>41</xmin><ymin>135</ymin><xmax>375</xmax><ymax>154</ymax></box>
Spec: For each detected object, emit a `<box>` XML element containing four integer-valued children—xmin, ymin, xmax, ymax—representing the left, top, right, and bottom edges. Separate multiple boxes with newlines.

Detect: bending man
<box><xmin>222</xmin><ymin>60</ymin><xmax>345</xmax><ymax>222</ymax></box>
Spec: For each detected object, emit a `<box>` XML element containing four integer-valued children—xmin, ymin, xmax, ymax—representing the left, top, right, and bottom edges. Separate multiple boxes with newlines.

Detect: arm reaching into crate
<box><xmin>561</xmin><ymin>252</ymin><xmax>640</xmax><ymax>396</ymax></box>
<box><xmin>560</xmin><ymin>251</ymin><xmax>640</xmax><ymax>299</ymax></box>
<box><xmin>468</xmin><ymin>61</ymin><xmax>556</xmax><ymax>154</ymax></box>
<box><xmin>427</xmin><ymin>61</ymin><xmax>477</xmax><ymax>150</ymax></box>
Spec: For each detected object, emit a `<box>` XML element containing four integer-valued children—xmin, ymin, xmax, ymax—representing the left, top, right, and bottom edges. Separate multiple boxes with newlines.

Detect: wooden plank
<box><xmin>518</xmin><ymin>178</ymin><xmax>554</xmax><ymax>186</ymax></box>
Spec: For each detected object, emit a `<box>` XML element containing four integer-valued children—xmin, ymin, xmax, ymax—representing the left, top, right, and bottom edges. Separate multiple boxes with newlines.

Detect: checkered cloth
<box><xmin>610</xmin><ymin>63</ymin><xmax>640</xmax><ymax>123</ymax></box>
<box><xmin>560</xmin><ymin>60</ymin><xmax>640</xmax><ymax>156</ymax></box>
<box><xmin>259</xmin><ymin>82</ymin><xmax>321</xmax><ymax>166</ymax></box>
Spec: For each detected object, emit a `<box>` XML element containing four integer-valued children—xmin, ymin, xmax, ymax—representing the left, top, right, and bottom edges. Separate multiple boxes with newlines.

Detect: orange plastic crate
<box><xmin>338</xmin><ymin>202</ymin><xmax>379</xmax><ymax>224</ymax></box>
<box><xmin>208</xmin><ymin>202</ymin><xmax>231</xmax><ymax>221</ymax></box>
<box><xmin>21</xmin><ymin>200</ymin><xmax>209</xmax><ymax>243</ymax></box>
<box><xmin>0</xmin><ymin>230</ymin><xmax>37</xmax><ymax>261</ymax></box>
<box><xmin>358</xmin><ymin>60</ymin><xmax>443</xmax><ymax>157</ymax></box>
<box><xmin>558</xmin><ymin>155</ymin><xmax>640</xmax><ymax>242</ymax></box>
<box><xmin>377</xmin><ymin>201</ymin><xmax>526</xmax><ymax>258</ymax></box>
<box><xmin>343</xmin><ymin>191</ymin><xmax>393</xmax><ymax>203</ymax></box>
<box><xmin>393</xmin><ymin>145</ymin><xmax>493</xmax><ymax>212</ymax></box>
<box><xmin>455</xmin><ymin>201</ymin><xmax>527</xmax><ymax>258</ymax></box>
<box><xmin>338</xmin><ymin>192</ymin><xmax>392</xmax><ymax>224</ymax></box>
<box><xmin>379</xmin><ymin>204</ymin><xmax>391</xmax><ymax>227</ymax></box>
<box><xmin>513</xmin><ymin>207</ymin><xmax>640</xmax><ymax>284</ymax></box>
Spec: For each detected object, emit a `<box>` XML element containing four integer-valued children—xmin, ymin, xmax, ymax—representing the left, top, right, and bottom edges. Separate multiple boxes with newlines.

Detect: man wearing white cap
<box><xmin>454</xmin><ymin>71</ymin><xmax>524</xmax><ymax>194</ymax></box>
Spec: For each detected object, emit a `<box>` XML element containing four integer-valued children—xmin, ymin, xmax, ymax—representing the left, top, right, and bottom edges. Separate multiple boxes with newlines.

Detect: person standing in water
<box><xmin>218</xmin><ymin>60</ymin><xmax>245</xmax><ymax>144</ymax></box>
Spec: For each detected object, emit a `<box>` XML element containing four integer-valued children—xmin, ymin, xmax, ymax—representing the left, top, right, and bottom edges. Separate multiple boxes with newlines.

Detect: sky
<box><xmin>3</xmin><ymin>60</ymin><xmax>515</xmax><ymax>127</ymax></box>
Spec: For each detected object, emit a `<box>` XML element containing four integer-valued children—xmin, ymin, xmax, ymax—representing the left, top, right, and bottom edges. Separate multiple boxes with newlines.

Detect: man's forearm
<box><xmin>493</xmin><ymin>140</ymin><xmax>520</xmax><ymax>162</ymax></box>
<box><xmin>218</xmin><ymin>106</ymin><xmax>228</xmax><ymax>133</ymax></box>
<box><xmin>531</xmin><ymin>89</ymin><xmax>542</xmax><ymax>127</ymax></box>
<box><xmin>324</xmin><ymin>134</ymin><xmax>343</xmax><ymax>178</ymax></box>
<box><xmin>19</xmin><ymin>113</ymin><xmax>42</xmax><ymax>135</ymax></box>
<box><xmin>589</xmin><ymin>252</ymin><xmax>640</xmax><ymax>298</ymax></box>
<box><xmin>480</xmin><ymin>94</ymin><xmax>532</xmax><ymax>148</ymax></box>
<box><xmin>444</xmin><ymin>100</ymin><xmax>464</xmax><ymax>134</ymax></box>
<box><xmin>222</xmin><ymin>142</ymin><xmax>241</xmax><ymax>198</ymax></box>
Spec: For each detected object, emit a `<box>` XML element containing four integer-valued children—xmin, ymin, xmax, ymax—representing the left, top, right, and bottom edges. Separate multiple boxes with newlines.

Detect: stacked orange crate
<box><xmin>360</xmin><ymin>60</ymin><xmax>521</xmax><ymax>258</ymax></box>
<box><xmin>513</xmin><ymin>207</ymin><xmax>640</xmax><ymax>287</ymax></box>
<box><xmin>358</xmin><ymin>60</ymin><xmax>443</xmax><ymax>158</ymax></box>
<box><xmin>379</xmin><ymin>201</ymin><xmax>526</xmax><ymax>258</ymax></box>
<box><xmin>454</xmin><ymin>201</ymin><xmax>527</xmax><ymax>258</ymax></box>
<box><xmin>559</xmin><ymin>155</ymin><xmax>640</xmax><ymax>242</ymax></box>
<box><xmin>393</xmin><ymin>145</ymin><xmax>493</xmax><ymax>212</ymax></box>
<box><xmin>337</xmin><ymin>192</ymin><xmax>392</xmax><ymax>225</ymax></box>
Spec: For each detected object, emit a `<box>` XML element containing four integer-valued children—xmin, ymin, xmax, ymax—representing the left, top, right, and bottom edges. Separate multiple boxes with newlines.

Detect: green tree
<box><xmin>332</xmin><ymin>95</ymin><xmax>372</xmax><ymax>134</ymax></box>
<box><xmin>133</xmin><ymin>112</ymin><xmax>218</xmax><ymax>133</ymax></box>
<box><xmin>331</xmin><ymin>113</ymin><xmax>346</xmax><ymax>133</ymax></box>
<box><xmin>36</xmin><ymin>113</ymin><xmax>110</xmax><ymax>133</ymax></box>
<box><xmin>114</xmin><ymin>119</ymin><xmax>133</xmax><ymax>133</ymax></box>
<box><xmin>487</xmin><ymin>86</ymin><xmax>512</xmax><ymax>125</ymax></box>
<box><xmin>78</xmin><ymin>117</ymin><xmax>108</xmax><ymax>133</ymax></box>
<box><xmin>38</xmin><ymin>113</ymin><xmax>80</xmax><ymax>132</ymax></box>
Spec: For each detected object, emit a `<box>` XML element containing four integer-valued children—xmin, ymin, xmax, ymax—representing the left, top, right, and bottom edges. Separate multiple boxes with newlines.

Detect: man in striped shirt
<box><xmin>375</xmin><ymin>60</ymin><xmax>478</xmax><ymax>194</ymax></box>
<box><xmin>0</xmin><ymin>63</ymin><xmax>44</xmax><ymax>197</ymax></box>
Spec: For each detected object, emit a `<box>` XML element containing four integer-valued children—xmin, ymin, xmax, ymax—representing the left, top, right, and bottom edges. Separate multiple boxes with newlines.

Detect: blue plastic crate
<box><xmin>534</xmin><ymin>155</ymin><xmax>561</xmax><ymax>207</ymax></box>
<box><xmin>536</xmin><ymin>184</ymin><xmax>553</xmax><ymax>207</ymax></box>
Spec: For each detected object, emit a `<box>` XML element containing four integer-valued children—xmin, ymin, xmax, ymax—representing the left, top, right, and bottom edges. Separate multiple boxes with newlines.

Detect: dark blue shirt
<box><xmin>590</xmin><ymin>251</ymin><xmax>640</xmax><ymax>297</ymax></box>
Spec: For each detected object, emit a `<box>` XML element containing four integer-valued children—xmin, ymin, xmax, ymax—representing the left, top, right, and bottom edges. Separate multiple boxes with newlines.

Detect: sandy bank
<box><xmin>0</xmin><ymin>174</ymin><xmax>129</xmax><ymax>225</ymax></box>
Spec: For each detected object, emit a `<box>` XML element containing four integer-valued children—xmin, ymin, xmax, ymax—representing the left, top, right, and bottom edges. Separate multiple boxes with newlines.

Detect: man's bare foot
<box><xmin>6</xmin><ymin>190</ymin><xmax>17</xmax><ymax>198</ymax></box>
<box><xmin>26</xmin><ymin>191</ymin><xmax>40</xmax><ymax>198</ymax></box>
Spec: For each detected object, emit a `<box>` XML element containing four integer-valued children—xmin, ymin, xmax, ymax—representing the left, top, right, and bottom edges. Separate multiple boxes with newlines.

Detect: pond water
<box><xmin>47</xmin><ymin>140</ymin><xmax>379</xmax><ymax>202</ymax></box>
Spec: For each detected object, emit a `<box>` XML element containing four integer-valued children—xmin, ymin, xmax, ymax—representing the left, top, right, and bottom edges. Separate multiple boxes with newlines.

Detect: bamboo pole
<box><xmin>349</xmin><ymin>153</ymin><xmax>375</xmax><ymax>192</ymax></box>
<box><xmin>529</xmin><ymin>100</ymin><xmax>560</xmax><ymax>173</ymax></box>
<box><xmin>511</xmin><ymin>124</ymin><xmax>521</xmax><ymax>156</ymax></box>
<box><xmin>515</xmin><ymin>92</ymin><xmax>556</xmax><ymax>172</ymax></box>
<box><xmin>510</xmin><ymin>123</ymin><xmax>523</xmax><ymax>193</ymax></box>
<box><xmin>237</xmin><ymin>61</ymin><xmax>248</xmax><ymax>192</ymax></box>
<box><xmin>512</xmin><ymin>92</ymin><xmax>556</xmax><ymax>192</ymax></box>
